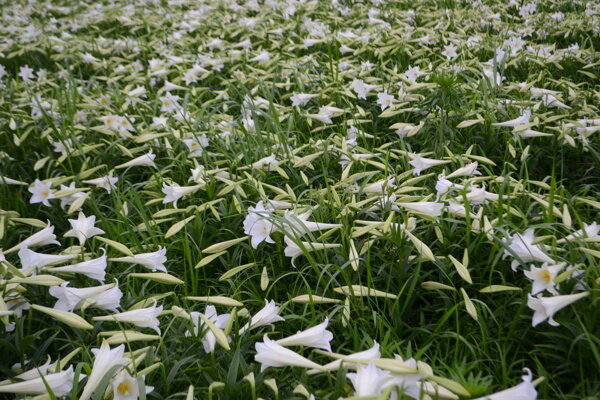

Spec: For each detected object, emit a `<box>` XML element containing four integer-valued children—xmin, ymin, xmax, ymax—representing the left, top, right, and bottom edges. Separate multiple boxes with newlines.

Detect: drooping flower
<box><xmin>255</xmin><ymin>335</ymin><xmax>323</xmax><ymax>372</ymax></box>
<box><xmin>276</xmin><ymin>318</ymin><xmax>333</xmax><ymax>351</ymax></box>
<box><xmin>64</xmin><ymin>212</ymin><xmax>105</xmax><ymax>246</ymax></box>
<box><xmin>472</xmin><ymin>368</ymin><xmax>538</xmax><ymax>400</ymax></box>
<box><xmin>111</xmin><ymin>247</ymin><xmax>168</xmax><ymax>273</ymax></box>
<box><xmin>503</xmin><ymin>229</ymin><xmax>555</xmax><ymax>271</ymax></box>
<box><xmin>79</xmin><ymin>340</ymin><xmax>129</xmax><ymax>400</ymax></box>
<box><xmin>49</xmin><ymin>281</ymin><xmax>122</xmax><ymax>312</ymax></box>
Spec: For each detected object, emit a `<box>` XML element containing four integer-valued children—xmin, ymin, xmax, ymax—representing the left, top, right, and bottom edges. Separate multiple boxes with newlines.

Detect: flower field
<box><xmin>0</xmin><ymin>0</ymin><xmax>599</xmax><ymax>398</ymax></box>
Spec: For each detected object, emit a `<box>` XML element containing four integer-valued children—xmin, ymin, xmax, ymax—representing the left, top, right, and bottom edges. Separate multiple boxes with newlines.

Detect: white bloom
<box><xmin>493</xmin><ymin>110</ymin><xmax>531</xmax><ymax>128</ymax></box>
<box><xmin>49</xmin><ymin>281</ymin><xmax>122</xmax><ymax>312</ymax></box>
<box><xmin>0</xmin><ymin>365</ymin><xmax>77</xmax><ymax>397</ymax></box>
<box><xmin>162</xmin><ymin>183</ymin><xmax>202</xmax><ymax>208</ymax></box>
<box><xmin>473</xmin><ymin>368</ymin><xmax>537</xmax><ymax>400</ymax></box>
<box><xmin>503</xmin><ymin>229</ymin><xmax>555</xmax><ymax>271</ymax></box>
<box><xmin>347</xmin><ymin>362</ymin><xmax>391</xmax><ymax>396</ymax></box>
<box><xmin>49</xmin><ymin>254</ymin><xmax>108</xmax><ymax>283</ymax></box>
<box><xmin>188</xmin><ymin>166</ymin><xmax>207</xmax><ymax>185</ymax></box>
<box><xmin>524</xmin><ymin>263</ymin><xmax>564</xmax><ymax>295</ymax></box>
<box><xmin>377</xmin><ymin>91</ymin><xmax>395</xmax><ymax>110</ymax></box>
<box><xmin>363</xmin><ymin>177</ymin><xmax>396</xmax><ymax>194</ymax></box>
<box><xmin>64</xmin><ymin>212</ymin><xmax>105</xmax><ymax>245</ymax></box>
<box><xmin>445</xmin><ymin>162</ymin><xmax>481</xmax><ymax>179</ymax></box>
<box><xmin>28</xmin><ymin>179</ymin><xmax>55</xmax><ymax>206</ymax></box>
<box><xmin>441</xmin><ymin>44</ymin><xmax>458</xmax><ymax>60</ymax></box>
<box><xmin>94</xmin><ymin>303</ymin><xmax>163</xmax><ymax>334</ymax></box>
<box><xmin>405</xmin><ymin>66</ymin><xmax>424</xmax><ymax>83</ymax></box>
<box><xmin>111</xmin><ymin>247</ymin><xmax>168</xmax><ymax>273</ymax></box>
<box><xmin>319</xmin><ymin>342</ymin><xmax>381</xmax><ymax>372</ymax></box>
<box><xmin>255</xmin><ymin>335</ymin><xmax>323</xmax><ymax>372</ymax></box>
<box><xmin>396</xmin><ymin>202</ymin><xmax>444</xmax><ymax>217</ymax></box>
<box><xmin>243</xmin><ymin>201</ymin><xmax>276</xmax><ymax>248</ymax></box>
<box><xmin>15</xmin><ymin>224</ymin><xmax>59</xmax><ymax>250</ymax></box>
<box><xmin>250</xmin><ymin>50</ymin><xmax>270</xmax><ymax>63</ymax></box>
<box><xmin>291</xmin><ymin>93</ymin><xmax>318</xmax><ymax>107</ymax></box>
<box><xmin>187</xmin><ymin>305</ymin><xmax>231</xmax><ymax>353</ymax></box>
<box><xmin>80</xmin><ymin>340</ymin><xmax>129</xmax><ymax>400</ymax></box>
<box><xmin>240</xmin><ymin>299</ymin><xmax>284</xmax><ymax>334</ymax></box>
<box><xmin>115</xmin><ymin>151</ymin><xmax>157</xmax><ymax>169</ymax></box>
<box><xmin>18</xmin><ymin>247</ymin><xmax>77</xmax><ymax>275</ymax></box>
<box><xmin>112</xmin><ymin>370</ymin><xmax>153</xmax><ymax>400</ymax></box>
<box><xmin>59</xmin><ymin>182</ymin><xmax>85</xmax><ymax>210</ymax></box>
<box><xmin>528</xmin><ymin>292</ymin><xmax>588</xmax><ymax>327</ymax></box>
<box><xmin>435</xmin><ymin>175</ymin><xmax>464</xmax><ymax>196</ymax></box>
<box><xmin>252</xmin><ymin>154</ymin><xmax>280</xmax><ymax>171</ymax></box>
<box><xmin>159</xmin><ymin>93</ymin><xmax>181</xmax><ymax>113</ymax></box>
<box><xmin>409</xmin><ymin>154</ymin><xmax>451</xmax><ymax>176</ymax></box>
<box><xmin>83</xmin><ymin>173</ymin><xmax>119</xmax><ymax>193</ymax></box>
<box><xmin>560</xmin><ymin>222</ymin><xmax>600</xmax><ymax>243</ymax></box>
<box><xmin>183</xmin><ymin>136</ymin><xmax>209</xmax><ymax>157</ymax></box>
<box><xmin>276</xmin><ymin>318</ymin><xmax>333</xmax><ymax>351</ymax></box>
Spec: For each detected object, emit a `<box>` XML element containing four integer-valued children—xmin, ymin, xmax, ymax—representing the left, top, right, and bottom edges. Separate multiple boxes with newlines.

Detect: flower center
<box><xmin>118</xmin><ymin>381</ymin><xmax>132</xmax><ymax>395</ymax></box>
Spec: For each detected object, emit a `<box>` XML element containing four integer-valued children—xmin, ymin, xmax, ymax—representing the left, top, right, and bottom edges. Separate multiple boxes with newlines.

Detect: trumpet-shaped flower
<box><xmin>503</xmin><ymin>229</ymin><xmax>555</xmax><ymax>271</ymax></box>
<box><xmin>347</xmin><ymin>362</ymin><xmax>391</xmax><ymax>397</ymax></box>
<box><xmin>255</xmin><ymin>335</ymin><xmax>323</xmax><ymax>372</ymax></box>
<box><xmin>276</xmin><ymin>318</ymin><xmax>333</xmax><ymax>351</ymax></box>
<box><xmin>395</xmin><ymin>202</ymin><xmax>444</xmax><ymax>218</ymax></box>
<box><xmin>115</xmin><ymin>151</ymin><xmax>157</xmax><ymax>169</ymax></box>
<box><xmin>49</xmin><ymin>281</ymin><xmax>122</xmax><ymax>312</ymax></box>
<box><xmin>12</xmin><ymin>223</ymin><xmax>59</xmax><ymax>250</ymax></box>
<box><xmin>473</xmin><ymin>368</ymin><xmax>537</xmax><ymax>400</ymax></box>
<box><xmin>282</xmin><ymin>212</ymin><xmax>342</xmax><ymax>237</ymax></box>
<box><xmin>162</xmin><ymin>183</ymin><xmax>202</xmax><ymax>208</ymax></box>
<box><xmin>111</xmin><ymin>247</ymin><xmax>168</xmax><ymax>272</ymax></box>
<box><xmin>0</xmin><ymin>365</ymin><xmax>78</xmax><ymax>397</ymax></box>
<box><xmin>49</xmin><ymin>253</ymin><xmax>107</xmax><ymax>283</ymax></box>
<box><xmin>93</xmin><ymin>303</ymin><xmax>163</xmax><ymax>334</ymax></box>
<box><xmin>528</xmin><ymin>292</ymin><xmax>588</xmax><ymax>327</ymax></box>
<box><xmin>64</xmin><ymin>212</ymin><xmax>105</xmax><ymax>246</ymax></box>
<box><xmin>409</xmin><ymin>154</ymin><xmax>451</xmax><ymax>176</ymax></box>
<box><xmin>19</xmin><ymin>247</ymin><xmax>77</xmax><ymax>275</ymax></box>
<box><xmin>318</xmin><ymin>342</ymin><xmax>381</xmax><ymax>372</ymax></box>
<box><xmin>83</xmin><ymin>173</ymin><xmax>118</xmax><ymax>193</ymax></box>
<box><xmin>240</xmin><ymin>299</ymin><xmax>284</xmax><ymax>334</ymax></box>
<box><xmin>80</xmin><ymin>340</ymin><xmax>129</xmax><ymax>400</ymax></box>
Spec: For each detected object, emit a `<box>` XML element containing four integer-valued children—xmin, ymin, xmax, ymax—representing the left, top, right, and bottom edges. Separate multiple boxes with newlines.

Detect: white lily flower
<box><xmin>409</xmin><ymin>154</ymin><xmax>451</xmax><ymax>176</ymax></box>
<box><xmin>0</xmin><ymin>365</ymin><xmax>78</xmax><ymax>397</ymax></box>
<box><xmin>79</xmin><ymin>340</ymin><xmax>129</xmax><ymax>400</ymax></box>
<box><xmin>347</xmin><ymin>362</ymin><xmax>391</xmax><ymax>396</ymax></box>
<box><xmin>18</xmin><ymin>247</ymin><xmax>77</xmax><ymax>275</ymax></box>
<box><xmin>252</xmin><ymin>154</ymin><xmax>279</xmax><ymax>171</ymax></box>
<box><xmin>112</xmin><ymin>370</ymin><xmax>154</xmax><ymax>400</ymax></box>
<box><xmin>243</xmin><ymin>201</ymin><xmax>276</xmax><ymax>248</ymax></box>
<box><xmin>435</xmin><ymin>175</ymin><xmax>465</xmax><ymax>196</ymax></box>
<box><xmin>493</xmin><ymin>109</ymin><xmax>531</xmax><ymax>127</ymax></box>
<box><xmin>559</xmin><ymin>222</ymin><xmax>600</xmax><ymax>243</ymax></box>
<box><xmin>524</xmin><ymin>263</ymin><xmax>565</xmax><ymax>295</ymax></box>
<box><xmin>111</xmin><ymin>247</ymin><xmax>168</xmax><ymax>273</ymax></box>
<box><xmin>187</xmin><ymin>305</ymin><xmax>231</xmax><ymax>353</ymax></box>
<box><xmin>282</xmin><ymin>212</ymin><xmax>342</xmax><ymax>236</ymax></box>
<box><xmin>83</xmin><ymin>173</ymin><xmax>119</xmax><ymax>193</ymax></box>
<box><xmin>48</xmin><ymin>253</ymin><xmax>107</xmax><ymax>283</ymax></box>
<box><xmin>503</xmin><ymin>229</ymin><xmax>555</xmax><ymax>271</ymax></box>
<box><xmin>115</xmin><ymin>151</ymin><xmax>157</xmax><ymax>169</ymax></box>
<box><xmin>291</xmin><ymin>93</ymin><xmax>318</xmax><ymax>107</ymax></box>
<box><xmin>472</xmin><ymin>368</ymin><xmax>537</xmax><ymax>400</ymax></box>
<box><xmin>162</xmin><ymin>183</ymin><xmax>202</xmax><ymax>208</ymax></box>
<box><xmin>239</xmin><ymin>299</ymin><xmax>284</xmax><ymax>334</ymax></box>
<box><xmin>276</xmin><ymin>318</ymin><xmax>333</xmax><ymax>351</ymax></box>
<box><xmin>445</xmin><ymin>162</ymin><xmax>481</xmax><ymax>179</ymax></box>
<box><xmin>93</xmin><ymin>303</ymin><xmax>163</xmax><ymax>334</ymax></box>
<box><xmin>64</xmin><ymin>212</ymin><xmax>105</xmax><ymax>246</ymax></box>
<box><xmin>316</xmin><ymin>342</ymin><xmax>381</xmax><ymax>373</ymax></box>
<box><xmin>528</xmin><ymin>292</ymin><xmax>588</xmax><ymax>327</ymax></box>
<box><xmin>28</xmin><ymin>179</ymin><xmax>55</xmax><ymax>206</ymax></box>
<box><xmin>9</xmin><ymin>223</ymin><xmax>59</xmax><ymax>252</ymax></box>
<box><xmin>49</xmin><ymin>281</ymin><xmax>122</xmax><ymax>312</ymax></box>
<box><xmin>255</xmin><ymin>335</ymin><xmax>323</xmax><ymax>372</ymax></box>
<box><xmin>395</xmin><ymin>202</ymin><xmax>444</xmax><ymax>217</ymax></box>
<box><xmin>363</xmin><ymin>177</ymin><xmax>396</xmax><ymax>194</ymax></box>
